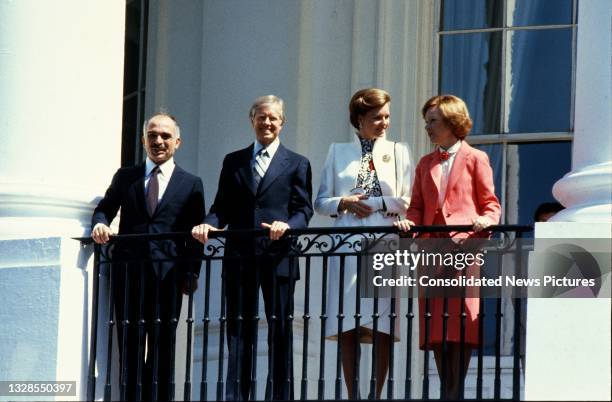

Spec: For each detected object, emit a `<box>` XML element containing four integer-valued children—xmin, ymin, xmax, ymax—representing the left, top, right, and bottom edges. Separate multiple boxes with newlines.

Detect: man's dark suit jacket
<box><xmin>91</xmin><ymin>162</ymin><xmax>205</xmax><ymax>401</ymax></box>
<box><xmin>204</xmin><ymin>142</ymin><xmax>312</xmax><ymax>401</ymax></box>
<box><xmin>92</xmin><ymin>163</ymin><xmax>205</xmax><ymax>277</ymax></box>
<box><xmin>205</xmin><ymin>143</ymin><xmax>313</xmax><ymax>277</ymax></box>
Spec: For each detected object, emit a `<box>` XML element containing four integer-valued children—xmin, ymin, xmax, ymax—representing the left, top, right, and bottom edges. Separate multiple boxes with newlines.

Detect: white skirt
<box><xmin>323</xmin><ymin>212</ymin><xmax>401</xmax><ymax>342</ymax></box>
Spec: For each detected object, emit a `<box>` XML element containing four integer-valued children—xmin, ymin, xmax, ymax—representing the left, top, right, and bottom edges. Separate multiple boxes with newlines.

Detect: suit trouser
<box><xmin>224</xmin><ymin>261</ymin><xmax>296</xmax><ymax>401</ymax></box>
<box><xmin>112</xmin><ymin>263</ymin><xmax>182</xmax><ymax>401</ymax></box>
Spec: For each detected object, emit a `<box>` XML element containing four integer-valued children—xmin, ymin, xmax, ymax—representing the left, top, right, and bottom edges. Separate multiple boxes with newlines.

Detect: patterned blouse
<box><xmin>355</xmin><ymin>136</ymin><xmax>383</xmax><ymax>196</ymax></box>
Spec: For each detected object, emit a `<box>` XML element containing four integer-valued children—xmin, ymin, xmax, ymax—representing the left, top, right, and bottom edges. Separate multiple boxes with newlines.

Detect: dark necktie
<box><xmin>147</xmin><ymin>166</ymin><xmax>160</xmax><ymax>216</ymax></box>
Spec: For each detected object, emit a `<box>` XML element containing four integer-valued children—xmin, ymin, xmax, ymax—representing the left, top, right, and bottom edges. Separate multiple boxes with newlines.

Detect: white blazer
<box><xmin>315</xmin><ymin>136</ymin><xmax>413</xmax><ymax>220</ymax></box>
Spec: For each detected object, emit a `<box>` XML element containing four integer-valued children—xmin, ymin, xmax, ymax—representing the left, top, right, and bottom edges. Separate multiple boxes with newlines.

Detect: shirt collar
<box><xmin>145</xmin><ymin>157</ymin><xmax>175</xmax><ymax>177</ymax></box>
<box><xmin>253</xmin><ymin>137</ymin><xmax>280</xmax><ymax>159</ymax></box>
<box><xmin>440</xmin><ymin>140</ymin><xmax>462</xmax><ymax>154</ymax></box>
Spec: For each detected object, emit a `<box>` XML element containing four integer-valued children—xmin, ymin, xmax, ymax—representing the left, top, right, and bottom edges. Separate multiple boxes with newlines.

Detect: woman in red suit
<box><xmin>394</xmin><ymin>95</ymin><xmax>501</xmax><ymax>398</ymax></box>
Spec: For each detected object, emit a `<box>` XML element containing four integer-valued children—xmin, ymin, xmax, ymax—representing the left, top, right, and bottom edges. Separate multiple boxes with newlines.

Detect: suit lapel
<box><xmin>130</xmin><ymin>164</ymin><xmax>147</xmax><ymax>216</ymax></box>
<box><xmin>257</xmin><ymin>144</ymin><xmax>290</xmax><ymax>195</ymax></box>
<box><xmin>427</xmin><ymin>152</ymin><xmax>442</xmax><ymax>202</ymax></box>
<box><xmin>237</xmin><ymin>144</ymin><xmax>257</xmax><ymax>195</ymax></box>
<box><xmin>347</xmin><ymin>137</ymin><xmax>361</xmax><ymax>189</ymax></box>
<box><xmin>372</xmin><ymin>139</ymin><xmax>396</xmax><ymax>196</ymax></box>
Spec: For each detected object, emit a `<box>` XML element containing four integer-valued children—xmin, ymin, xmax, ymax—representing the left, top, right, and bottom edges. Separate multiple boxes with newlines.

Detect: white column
<box><xmin>0</xmin><ymin>1</ymin><xmax>125</xmax><ymax>400</ymax></box>
<box><xmin>0</xmin><ymin>0</ymin><xmax>125</xmax><ymax>239</ymax></box>
<box><xmin>526</xmin><ymin>2</ymin><xmax>612</xmax><ymax>400</ymax></box>
<box><xmin>551</xmin><ymin>0</ymin><xmax>612</xmax><ymax>223</ymax></box>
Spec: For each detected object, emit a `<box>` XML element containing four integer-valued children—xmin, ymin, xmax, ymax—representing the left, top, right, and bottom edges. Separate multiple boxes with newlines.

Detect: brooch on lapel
<box><xmin>382</xmin><ymin>154</ymin><xmax>391</xmax><ymax>163</ymax></box>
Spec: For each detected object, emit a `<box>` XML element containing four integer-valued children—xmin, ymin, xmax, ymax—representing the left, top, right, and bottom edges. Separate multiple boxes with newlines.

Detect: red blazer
<box><xmin>406</xmin><ymin>142</ymin><xmax>501</xmax><ymax>234</ymax></box>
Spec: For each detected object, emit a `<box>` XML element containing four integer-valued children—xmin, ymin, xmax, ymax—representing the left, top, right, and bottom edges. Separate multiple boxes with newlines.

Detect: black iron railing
<box><xmin>78</xmin><ymin>224</ymin><xmax>532</xmax><ymax>401</ymax></box>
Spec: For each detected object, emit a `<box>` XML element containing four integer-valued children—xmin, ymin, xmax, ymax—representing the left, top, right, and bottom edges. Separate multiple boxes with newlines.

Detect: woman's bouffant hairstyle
<box><xmin>422</xmin><ymin>95</ymin><xmax>473</xmax><ymax>139</ymax></box>
<box><xmin>349</xmin><ymin>88</ymin><xmax>391</xmax><ymax>130</ymax></box>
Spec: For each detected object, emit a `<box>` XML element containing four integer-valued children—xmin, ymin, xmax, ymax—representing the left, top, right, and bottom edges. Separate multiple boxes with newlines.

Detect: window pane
<box><xmin>440</xmin><ymin>32</ymin><xmax>502</xmax><ymax>135</ymax></box>
<box><xmin>505</xmin><ymin>142</ymin><xmax>571</xmax><ymax>225</ymax></box>
<box><xmin>507</xmin><ymin>0</ymin><xmax>572</xmax><ymax>27</ymax></box>
<box><xmin>441</xmin><ymin>0</ymin><xmax>503</xmax><ymax>30</ymax></box>
<box><xmin>122</xmin><ymin>97</ymin><xmax>138</xmax><ymax>167</ymax></box>
<box><xmin>505</xmin><ymin>29</ymin><xmax>572</xmax><ymax>133</ymax></box>
<box><xmin>123</xmin><ymin>2</ymin><xmax>142</xmax><ymax>95</ymax></box>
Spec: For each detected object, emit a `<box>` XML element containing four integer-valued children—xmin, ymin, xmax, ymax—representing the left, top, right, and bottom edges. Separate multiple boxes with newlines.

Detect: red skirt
<box><xmin>418</xmin><ymin>296</ymin><xmax>480</xmax><ymax>349</ymax></box>
<box><xmin>418</xmin><ymin>210</ymin><xmax>480</xmax><ymax>349</ymax></box>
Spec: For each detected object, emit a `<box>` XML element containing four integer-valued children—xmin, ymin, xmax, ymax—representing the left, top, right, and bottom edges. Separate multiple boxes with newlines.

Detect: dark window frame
<box><xmin>434</xmin><ymin>0</ymin><xmax>578</xmax><ymax>225</ymax></box>
<box><xmin>121</xmin><ymin>0</ymin><xmax>149</xmax><ymax>167</ymax></box>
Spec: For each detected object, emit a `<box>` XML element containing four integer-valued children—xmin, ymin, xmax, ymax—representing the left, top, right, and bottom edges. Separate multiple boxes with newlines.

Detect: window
<box><xmin>436</xmin><ymin>0</ymin><xmax>577</xmax><ymax>359</ymax></box>
<box><xmin>121</xmin><ymin>0</ymin><xmax>149</xmax><ymax>167</ymax></box>
<box><xmin>436</xmin><ymin>0</ymin><xmax>576</xmax><ymax>226</ymax></box>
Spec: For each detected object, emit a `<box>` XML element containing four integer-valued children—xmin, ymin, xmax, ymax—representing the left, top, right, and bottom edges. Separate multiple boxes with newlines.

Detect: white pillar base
<box><xmin>525</xmin><ymin>222</ymin><xmax>611</xmax><ymax>401</ymax></box>
<box><xmin>0</xmin><ymin>236</ymin><xmax>93</xmax><ymax>401</ymax></box>
<box><xmin>552</xmin><ymin>162</ymin><xmax>612</xmax><ymax>223</ymax></box>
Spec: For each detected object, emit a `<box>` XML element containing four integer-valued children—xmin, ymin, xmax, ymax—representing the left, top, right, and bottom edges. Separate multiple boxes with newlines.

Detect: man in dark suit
<box><xmin>192</xmin><ymin>95</ymin><xmax>313</xmax><ymax>401</ymax></box>
<box><xmin>92</xmin><ymin>113</ymin><xmax>205</xmax><ymax>401</ymax></box>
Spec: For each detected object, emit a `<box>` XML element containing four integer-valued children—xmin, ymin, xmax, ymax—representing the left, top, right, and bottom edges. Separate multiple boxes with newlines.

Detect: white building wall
<box><xmin>145</xmin><ymin>0</ymin><xmax>434</xmax><ymax>214</ymax></box>
<box><xmin>0</xmin><ymin>1</ymin><xmax>125</xmax><ymax>400</ymax></box>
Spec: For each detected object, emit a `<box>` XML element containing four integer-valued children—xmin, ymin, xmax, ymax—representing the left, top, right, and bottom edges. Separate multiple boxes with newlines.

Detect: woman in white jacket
<box><xmin>315</xmin><ymin>88</ymin><xmax>413</xmax><ymax>398</ymax></box>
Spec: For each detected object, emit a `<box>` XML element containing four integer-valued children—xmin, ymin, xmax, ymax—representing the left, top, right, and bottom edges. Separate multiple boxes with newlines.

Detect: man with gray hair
<box><xmin>92</xmin><ymin>112</ymin><xmax>205</xmax><ymax>401</ymax></box>
<box><xmin>192</xmin><ymin>95</ymin><xmax>313</xmax><ymax>400</ymax></box>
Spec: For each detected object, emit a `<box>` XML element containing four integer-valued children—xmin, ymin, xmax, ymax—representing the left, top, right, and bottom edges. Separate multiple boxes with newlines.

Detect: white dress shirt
<box><xmin>252</xmin><ymin>137</ymin><xmax>280</xmax><ymax>176</ymax></box>
<box><xmin>145</xmin><ymin>157</ymin><xmax>176</xmax><ymax>202</ymax></box>
<box><xmin>438</xmin><ymin>140</ymin><xmax>462</xmax><ymax>207</ymax></box>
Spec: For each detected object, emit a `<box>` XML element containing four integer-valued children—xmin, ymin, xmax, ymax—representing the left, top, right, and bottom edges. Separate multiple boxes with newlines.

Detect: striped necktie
<box><xmin>253</xmin><ymin>148</ymin><xmax>269</xmax><ymax>187</ymax></box>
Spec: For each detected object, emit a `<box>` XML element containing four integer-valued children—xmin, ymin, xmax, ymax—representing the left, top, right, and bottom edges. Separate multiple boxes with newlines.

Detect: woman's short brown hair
<box><xmin>349</xmin><ymin>88</ymin><xmax>391</xmax><ymax>129</ymax></box>
<box><xmin>422</xmin><ymin>95</ymin><xmax>473</xmax><ymax>139</ymax></box>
